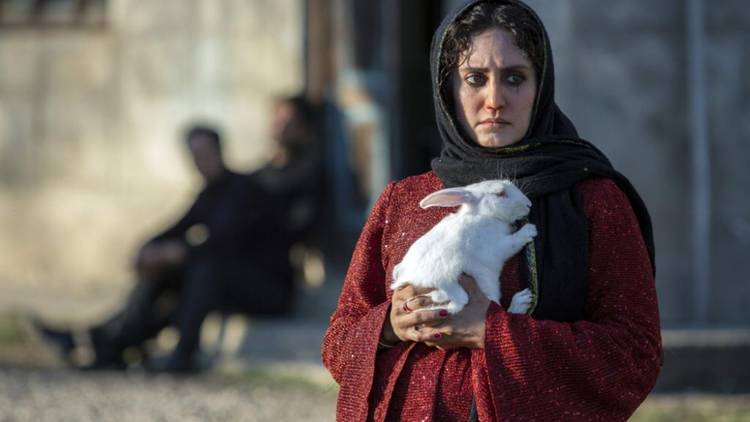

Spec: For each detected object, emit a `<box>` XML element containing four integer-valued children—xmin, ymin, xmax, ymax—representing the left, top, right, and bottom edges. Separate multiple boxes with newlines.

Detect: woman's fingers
<box><xmin>391</xmin><ymin>283</ymin><xmax>461</xmax><ymax>344</ymax></box>
<box><xmin>391</xmin><ymin>277</ymin><xmax>488</xmax><ymax>349</ymax></box>
<box><xmin>393</xmin><ymin>284</ymin><xmax>439</xmax><ymax>315</ymax></box>
<box><xmin>396</xmin><ymin>283</ymin><xmax>436</xmax><ymax>295</ymax></box>
<box><xmin>395</xmin><ymin>308</ymin><xmax>448</xmax><ymax>333</ymax></box>
<box><xmin>393</xmin><ymin>308</ymin><xmax>462</xmax><ymax>348</ymax></box>
<box><xmin>404</xmin><ymin>323</ymin><xmax>445</xmax><ymax>344</ymax></box>
<box><xmin>394</xmin><ymin>284</ymin><xmax>436</xmax><ymax>303</ymax></box>
<box><xmin>404</xmin><ymin>309</ymin><xmax>448</xmax><ymax>327</ymax></box>
<box><xmin>398</xmin><ymin>295</ymin><xmax>435</xmax><ymax>314</ymax></box>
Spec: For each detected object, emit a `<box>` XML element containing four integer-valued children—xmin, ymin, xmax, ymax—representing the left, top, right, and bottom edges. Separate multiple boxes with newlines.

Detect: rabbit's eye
<box><xmin>495</xmin><ymin>191</ymin><xmax>507</xmax><ymax>198</ymax></box>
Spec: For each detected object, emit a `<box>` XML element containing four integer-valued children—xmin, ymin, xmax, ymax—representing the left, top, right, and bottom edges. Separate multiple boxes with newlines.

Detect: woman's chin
<box><xmin>476</xmin><ymin>135</ymin><xmax>520</xmax><ymax>148</ymax></box>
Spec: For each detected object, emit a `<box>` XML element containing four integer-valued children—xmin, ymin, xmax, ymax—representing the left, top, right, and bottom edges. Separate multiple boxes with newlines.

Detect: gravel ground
<box><xmin>4</xmin><ymin>363</ymin><xmax>750</xmax><ymax>422</ymax></box>
<box><xmin>0</xmin><ymin>365</ymin><xmax>337</xmax><ymax>422</ymax></box>
<box><xmin>3</xmin><ymin>290</ymin><xmax>750</xmax><ymax>422</ymax></box>
<box><xmin>0</xmin><ymin>279</ymin><xmax>341</xmax><ymax>422</ymax></box>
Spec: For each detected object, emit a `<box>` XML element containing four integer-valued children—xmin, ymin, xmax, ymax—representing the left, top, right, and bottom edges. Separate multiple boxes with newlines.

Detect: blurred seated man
<box><xmin>254</xmin><ymin>95</ymin><xmax>324</xmax><ymax>244</ymax></box>
<box><xmin>36</xmin><ymin>99</ymin><xmax>323</xmax><ymax>373</ymax></box>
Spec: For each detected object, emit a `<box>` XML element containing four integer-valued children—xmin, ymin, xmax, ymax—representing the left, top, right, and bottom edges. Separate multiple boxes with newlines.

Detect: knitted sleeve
<box><xmin>476</xmin><ymin>178</ymin><xmax>662</xmax><ymax>421</ymax></box>
<box><xmin>321</xmin><ymin>182</ymin><xmax>396</xmax><ymax>420</ymax></box>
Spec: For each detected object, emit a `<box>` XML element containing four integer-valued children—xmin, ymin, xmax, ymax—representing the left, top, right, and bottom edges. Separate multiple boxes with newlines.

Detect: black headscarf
<box><xmin>430</xmin><ymin>0</ymin><xmax>655</xmax><ymax>321</ymax></box>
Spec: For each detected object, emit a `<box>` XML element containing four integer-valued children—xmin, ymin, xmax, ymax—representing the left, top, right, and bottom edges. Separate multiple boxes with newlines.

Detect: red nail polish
<box><xmin>439</xmin><ymin>310</ymin><xmax>448</xmax><ymax>317</ymax></box>
<box><xmin>433</xmin><ymin>333</ymin><xmax>443</xmax><ymax>339</ymax></box>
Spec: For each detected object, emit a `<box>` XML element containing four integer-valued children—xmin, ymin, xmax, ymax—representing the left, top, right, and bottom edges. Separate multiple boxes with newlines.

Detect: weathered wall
<box><xmin>440</xmin><ymin>0</ymin><xmax>750</xmax><ymax>325</ymax></box>
<box><xmin>524</xmin><ymin>0</ymin><xmax>749</xmax><ymax>325</ymax></box>
<box><xmin>704</xmin><ymin>1</ymin><xmax>750</xmax><ymax>325</ymax></box>
<box><xmin>527</xmin><ymin>0</ymin><xmax>693</xmax><ymax>324</ymax></box>
<box><xmin>0</xmin><ymin>0</ymin><xmax>304</xmax><ymax>293</ymax></box>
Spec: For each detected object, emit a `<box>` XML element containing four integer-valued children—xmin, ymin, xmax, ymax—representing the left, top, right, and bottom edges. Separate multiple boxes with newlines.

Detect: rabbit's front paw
<box><xmin>519</xmin><ymin>223</ymin><xmax>537</xmax><ymax>242</ymax></box>
<box><xmin>508</xmin><ymin>288</ymin><xmax>533</xmax><ymax>314</ymax></box>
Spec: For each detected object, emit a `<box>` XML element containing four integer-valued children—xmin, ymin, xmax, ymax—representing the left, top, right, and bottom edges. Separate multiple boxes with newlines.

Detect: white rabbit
<box><xmin>391</xmin><ymin>180</ymin><xmax>538</xmax><ymax>314</ymax></box>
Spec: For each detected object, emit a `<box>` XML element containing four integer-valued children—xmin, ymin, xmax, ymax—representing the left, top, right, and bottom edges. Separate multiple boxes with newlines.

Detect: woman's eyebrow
<box><xmin>460</xmin><ymin>64</ymin><xmax>532</xmax><ymax>72</ymax></box>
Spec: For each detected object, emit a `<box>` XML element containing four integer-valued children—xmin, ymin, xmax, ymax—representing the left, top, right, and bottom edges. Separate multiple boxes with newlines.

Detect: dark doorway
<box><xmin>390</xmin><ymin>0</ymin><xmax>445</xmax><ymax>180</ymax></box>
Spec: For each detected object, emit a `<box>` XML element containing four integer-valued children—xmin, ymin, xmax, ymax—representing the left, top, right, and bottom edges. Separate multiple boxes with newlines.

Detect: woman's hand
<box><xmin>423</xmin><ymin>275</ymin><xmax>491</xmax><ymax>350</ymax></box>
<box><xmin>381</xmin><ymin>284</ymin><xmax>450</xmax><ymax>346</ymax></box>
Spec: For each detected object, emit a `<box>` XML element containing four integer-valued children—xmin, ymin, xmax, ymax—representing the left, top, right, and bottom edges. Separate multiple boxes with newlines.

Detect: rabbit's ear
<box><xmin>420</xmin><ymin>188</ymin><xmax>475</xmax><ymax>209</ymax></box>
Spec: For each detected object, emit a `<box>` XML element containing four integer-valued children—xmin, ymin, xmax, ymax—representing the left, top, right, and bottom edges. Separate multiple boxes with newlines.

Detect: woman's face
<box><xmin>451</xmin><ymin>28</ymin><xmax>538</xmax><ymax>148</ymax></box>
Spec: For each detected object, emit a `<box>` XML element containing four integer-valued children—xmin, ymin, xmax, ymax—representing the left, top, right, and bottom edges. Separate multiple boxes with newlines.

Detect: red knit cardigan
<box><xmin>321</xmin><ymin>172</ymin><xmax>661</xmax><ymax>421</ymax></box>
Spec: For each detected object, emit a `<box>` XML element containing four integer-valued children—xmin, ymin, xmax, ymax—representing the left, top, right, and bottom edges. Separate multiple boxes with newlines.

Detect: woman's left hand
<box><xmin>422</xmin><ymin>274</ymin><xmax>492</xmax><ymax>350</ymax></box>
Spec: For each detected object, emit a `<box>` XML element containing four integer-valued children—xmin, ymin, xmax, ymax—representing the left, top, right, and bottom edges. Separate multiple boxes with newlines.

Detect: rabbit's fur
<box><xmin>391</xmin><ymin>180</ymin><xmax>538</xmax><ymax>314</ymax></box>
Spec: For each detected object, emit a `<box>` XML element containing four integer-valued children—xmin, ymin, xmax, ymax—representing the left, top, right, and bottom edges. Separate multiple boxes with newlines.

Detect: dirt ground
<box><xmin>0</xmin><ymin>365</ymin><xmax>337</xmax><ymax>422</ymax></box>
<box><xmin>2</xmin><ymin>296</ymin><xmax>750</xmax><ymax>421</ymax></box>
<box><xmin>3</xmin><ymin>363</ymin><xmax>750</xmax><ymax>422</ymax></box>
<box><xmin>0</xmin><ymin>289</ymin><xmax>339</xmax><ymax>422</ymax></box>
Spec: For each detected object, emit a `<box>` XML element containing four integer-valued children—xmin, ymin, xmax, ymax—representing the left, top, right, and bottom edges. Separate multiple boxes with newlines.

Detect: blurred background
<box><xmin>0</xmin><ymin>0</ymin><xmax>748</xmax><ymax>420</ymax></box>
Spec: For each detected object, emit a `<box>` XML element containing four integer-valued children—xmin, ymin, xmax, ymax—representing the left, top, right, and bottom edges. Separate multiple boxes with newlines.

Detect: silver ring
<box><xmin>402</xmin><ymin>300</ymin><xmax>413</xmax><ymax>313</ymax></box>
<box><xmin>402</xmin><ymin>296</ymin><xmax>419</xmax><ymax>313</ymax></box>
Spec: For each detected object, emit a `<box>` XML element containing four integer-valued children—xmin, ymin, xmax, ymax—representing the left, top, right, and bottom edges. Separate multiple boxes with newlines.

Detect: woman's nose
<box><xmin>485</xmin><ymin>79</ymin><xmax>506</xmax><ymax>111</ymax></box>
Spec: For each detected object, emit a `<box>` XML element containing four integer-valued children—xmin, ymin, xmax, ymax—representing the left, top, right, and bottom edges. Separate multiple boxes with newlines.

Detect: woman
<box><xmin>322</xmin><ymin>0</ymin><xmax>661</xmax><ymax>420</ymax></box>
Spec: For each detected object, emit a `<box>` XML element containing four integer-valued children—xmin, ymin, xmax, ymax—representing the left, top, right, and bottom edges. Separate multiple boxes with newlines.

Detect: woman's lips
<box><xmin>477</xmin><ymin>119</ymin><xmax>510</xmax><ymax>128</ymax></box>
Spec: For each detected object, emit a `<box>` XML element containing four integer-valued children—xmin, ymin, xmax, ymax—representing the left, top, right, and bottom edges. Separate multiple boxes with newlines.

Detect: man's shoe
<box><xmin>32</xmin><ymin>319</ymin><xmax>76</xmax><ymax>364</ymax></box>
<box><xmin>144</xmin><ymin>352</ymin><xmax>202</xmax><ymax>374</ymax></box>
<box><xmin>79</xmin><ymin>359</ymin><xmax>128</xmax><ymax>372</ymax></box>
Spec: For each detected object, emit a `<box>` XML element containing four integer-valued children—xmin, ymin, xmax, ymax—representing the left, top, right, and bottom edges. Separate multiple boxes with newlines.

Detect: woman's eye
<box><xmin>506</xmin><ymin>74</ymin><xmax>526</xmax><ymax>86</ymax></box>
<box><xmin>465</xmin><ymin>74</ymin><xmax>486</xmax><ymax>87</ymax></box>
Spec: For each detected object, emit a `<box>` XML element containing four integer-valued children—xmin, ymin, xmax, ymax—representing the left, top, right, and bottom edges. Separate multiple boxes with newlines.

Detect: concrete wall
<box><xmin>524</xmin><ymin>0</ymin><xmax>749</xmax><ymax>326</ymax></box>
<box><xmin>0</xmin><ymin>0</ymin><xmax>304</xmax><ymax>293</ymax></box>
<box><xmin>437</xmin><ymin>0</ymin><xmax>749</xmax><ymax>325</ymax></box>
<box><xmin>704</xmin><ymin>1</ymin><xmax>750</xmax><ymax>325</ymax></box>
